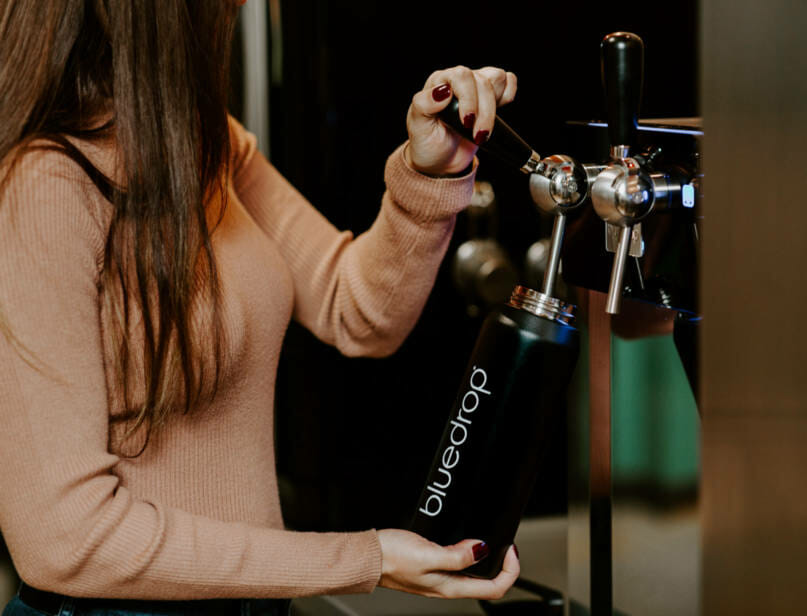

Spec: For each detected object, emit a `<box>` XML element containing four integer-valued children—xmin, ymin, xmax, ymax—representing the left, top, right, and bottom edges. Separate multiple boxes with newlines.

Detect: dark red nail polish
<box><xmin>514</xmin><ymin>544</ymin><xmax>520</xmax><ymax>559</ymax></box>
<box><xmin>472</xmin><ymin>542</ymin><xmax>489</xmax><ymax>562</ymax></box>
<box><xmin>474</xmin><ymin>130</ymin><xmax>490</xmax><ymax>145</ymax></box>
<box><xmin>463</xmin><ymin>113</ymin><xmax>476</xmax><ymax>130</ymax></box>
<box><xmin>432</xmin><ymin>84</ymin><xmax>451</xmax><ymax>102</ymax></box>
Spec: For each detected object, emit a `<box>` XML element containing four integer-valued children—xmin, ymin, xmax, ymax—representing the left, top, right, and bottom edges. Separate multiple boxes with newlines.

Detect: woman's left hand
<box><xmin>405</xmin><ymin>66</ymin><xmax>517</xmax><ymax>176</ymax></box>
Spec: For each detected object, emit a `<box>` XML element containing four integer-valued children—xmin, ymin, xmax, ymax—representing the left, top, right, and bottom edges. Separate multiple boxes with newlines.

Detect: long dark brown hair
<box><xmin>0</xmin><ymin>1</ymin><xmax>238</xmax><ymax>453</ymax></box>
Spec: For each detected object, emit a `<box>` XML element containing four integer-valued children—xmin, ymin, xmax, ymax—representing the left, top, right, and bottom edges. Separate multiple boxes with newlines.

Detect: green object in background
<box><xmin>611</xmin><ymin>333</ymin><xmax>700</xmax><ymax>497</ymax></box>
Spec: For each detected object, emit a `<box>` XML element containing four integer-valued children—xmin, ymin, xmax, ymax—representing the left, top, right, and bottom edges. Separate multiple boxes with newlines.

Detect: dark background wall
<box><xmin>248</xmin><ymin>0</ymin><xmax>698</xmax><ymax>532</ymax></box>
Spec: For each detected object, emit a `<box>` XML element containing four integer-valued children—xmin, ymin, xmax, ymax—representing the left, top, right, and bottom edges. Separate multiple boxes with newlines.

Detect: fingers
<box><xmin>438</xmin><ymin>544</ymin><xmax>521</xmax><ymax>600</ymax></box>
<box><xmin>418</xmin><ymin>66</ymin><xmax>517</xmax><ymax>144</ymax></box>
<box><xmin>409</xmin><ymin>86</ymin><xmax>451</xmax><ymax>124</ymax></box>
<box><xmin>425</xmin><ymin>66</ymin><xmax>479</xmax><ymax>133</ymax></box>
<box><xmin>501</xmin><ymin>71</ymin><xmax>518</xmax><ymax>105</ymax></box>
<box><xmin>496</xmin><ymin>543</ymin><xmax>521</xmax><ymax>590</ymax></box>
<box><xmin>377</xmin><ymin>529</ymin><xmax>520</xmax><ymax>601</ymax></box>
<box><xmin>481</xmin><ymin>544</ymin><xmax>520</xmax><ymax>599</ymax></box>
<box><xmin>408</xmin><ymin>66</ymin><xmax>477</xmax><ymax>153</ymax></box>
<box><xmin>405</xmin><ymin>66</ymin><xmax>518</xmax><ymax>175</ymax></box>
<box><xmin>476</xmin><ymin>66</ymin><xmax>508</xmax><ymax>100</ymax></box>
<box><xmin>473</xmin><ymin>72</ymin><xmax>497</xmax><ymax>145</ymax></box>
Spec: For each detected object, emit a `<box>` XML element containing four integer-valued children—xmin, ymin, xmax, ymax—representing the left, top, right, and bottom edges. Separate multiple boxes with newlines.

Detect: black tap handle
<box><xmin>601</xmin><ymin>32</ymin><xmax>644</xmax><ymax>147</ymax></box>
<box><xmin>438</xmin><ymin>98</ymin><xmax>538</xmax><ymax>172</ymax></box>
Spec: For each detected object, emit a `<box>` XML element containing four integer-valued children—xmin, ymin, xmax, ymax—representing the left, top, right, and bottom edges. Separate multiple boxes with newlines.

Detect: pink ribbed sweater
<box><xmin>0</xmin><ymin>118</ymin><xmax>475</xmax><ymax>599</ymax></box>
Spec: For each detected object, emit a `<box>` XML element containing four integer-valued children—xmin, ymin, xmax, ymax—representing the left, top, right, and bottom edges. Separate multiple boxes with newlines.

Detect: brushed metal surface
<box><xmin>701</xmin><ymin>0</ymin><xmax>807</xmax><ymax>613</ymax></box>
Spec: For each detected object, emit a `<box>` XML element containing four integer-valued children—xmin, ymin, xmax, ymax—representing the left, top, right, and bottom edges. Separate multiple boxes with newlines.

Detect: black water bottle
<box><xmin>411</xmin><ymin>285</ymin><xmax>579</xmax><ymax>578</ymax></box>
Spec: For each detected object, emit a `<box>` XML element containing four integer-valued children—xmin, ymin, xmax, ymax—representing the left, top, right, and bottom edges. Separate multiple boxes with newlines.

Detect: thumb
<box><xmin>425</xmin><ymin>539</ymin><xmax>489</xmax><ymax>573</ymax></box>
<box><xmin>410</xmin><ymin>83</ymin><xmax>454</xmax><ymax>122</ymax></box>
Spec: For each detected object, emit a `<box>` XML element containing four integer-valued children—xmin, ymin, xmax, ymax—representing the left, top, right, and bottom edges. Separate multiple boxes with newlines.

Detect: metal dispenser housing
<box><xmin>439</xmin><ymin>31</ymin><xmax>701</xmax><ymax>616</ymax></box>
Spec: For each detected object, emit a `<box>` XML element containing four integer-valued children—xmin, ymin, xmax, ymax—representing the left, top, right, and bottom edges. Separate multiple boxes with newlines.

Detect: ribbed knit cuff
<box><xmin>353</xmin><ymin>529</ymin><xmax>384</xmax><ymax>593</ymax></box>
<box><xmin>384</xmin><ymin>142</ymin><xmax>477</xmax><ymax>224</ymax></box>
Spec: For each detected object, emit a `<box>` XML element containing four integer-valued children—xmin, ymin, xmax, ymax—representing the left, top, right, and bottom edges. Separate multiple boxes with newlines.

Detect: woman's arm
<box><xmin>0</xmin><ymin>151</ymin><xmax>382</xmax><ymax>600</ymax></box>
<box><xmin>230</xmin><ymin>66</ymin><xmax>517</xmax><ymax>358</ymax></box>
<box><xmin>229</xmin><ymin>66</ymin><xmax>522</xmax><ymax>599</ymax></box>
<box><xmin>0</xmin><ymin>147</ymin><xmax>517</xmax><ymax>601</ymax></box>
<box><xmin>231</xmin><ymin>129</ymin><xmax>472</xmax><ymax>357</ymax></box>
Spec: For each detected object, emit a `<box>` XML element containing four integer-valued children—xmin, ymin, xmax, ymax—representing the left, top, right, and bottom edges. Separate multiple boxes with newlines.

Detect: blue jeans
<box><xmin>3</xmin><ymin>592</ymin><xmax>291</xmax><ymax>616</ymax></box>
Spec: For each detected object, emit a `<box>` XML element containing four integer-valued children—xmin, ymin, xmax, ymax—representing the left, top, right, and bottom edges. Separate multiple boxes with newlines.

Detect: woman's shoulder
<box><xmin>3</xmin><ymin>134</ymin><xmax>115</xmax><ymax>191</ymax></box>
<box><xmin>227</xmin><ymin>114</ymin><xmax>263</xmax><ymax>184</ymax></box>
<box><xmin>0</xmin><ymin>139</ymin><xmax>110</xmax><ymax>256</ymax></box>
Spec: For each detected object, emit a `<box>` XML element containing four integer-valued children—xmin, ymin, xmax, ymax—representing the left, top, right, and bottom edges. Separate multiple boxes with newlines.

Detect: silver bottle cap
<box><xmin>507</xmin><ymin>285</ymin><xmax>576</xmax><ymax>326</ymax></box>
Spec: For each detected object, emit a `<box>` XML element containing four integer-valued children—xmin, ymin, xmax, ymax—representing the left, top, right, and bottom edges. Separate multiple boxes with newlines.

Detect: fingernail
<box><xmin>472</xmin><ymin>542</ymin><xmax>489</xmax><ymax>562</ymax></box>
<box><xmin>432</xmin><ymin>84</ymin><xmax>451</xmax><ymax>102</ymax></box>
<box><xmin>463</xmin><ymin>113</ymin><xmax>476</xmax><ymax>130</ymax></box>
<box><xmin>474</xmin><ymin>130</ymin><xmax>490</xmax><ymax>145</ymax></box>
<box><xmin>514</xmin><ymin>544</ymin><xmax>520</xmax><ymax>559</ymax></box>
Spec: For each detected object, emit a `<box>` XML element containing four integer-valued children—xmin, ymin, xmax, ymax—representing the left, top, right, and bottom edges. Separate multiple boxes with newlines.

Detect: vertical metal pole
<box><xmin>588</xmin><ymin>290</ymin><xmax>613</xmax><ymax>615</ymax></box>
<box><xmin>241</xmin><ymin>0</ymin><xmax>270</xmax><ymax>157</ymax></box>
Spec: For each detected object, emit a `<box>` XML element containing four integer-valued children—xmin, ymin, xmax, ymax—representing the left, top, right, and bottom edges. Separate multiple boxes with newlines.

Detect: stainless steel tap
<box><xmin>437</xmin><ymin>31</ymin><xmax>696</xmax><ymax>316</ymax></box>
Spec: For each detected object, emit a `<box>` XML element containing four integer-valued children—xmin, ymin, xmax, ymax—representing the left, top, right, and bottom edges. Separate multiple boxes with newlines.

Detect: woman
<box><xmin>0</xmin><ymin>1</ymin><xmax>520</xmax><ymax>614</ymax></box>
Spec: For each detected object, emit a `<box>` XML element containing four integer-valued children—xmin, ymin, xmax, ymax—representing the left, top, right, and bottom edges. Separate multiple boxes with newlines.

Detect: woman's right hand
<box><xmin>376</xmin><ymin>528</ymin><xmax>520</xmax><ymax>599</ymax></box>
<box><xmin>405</xmin><ymin>66</ymin><xmax>517</xmax><ymax>177</ymax></box>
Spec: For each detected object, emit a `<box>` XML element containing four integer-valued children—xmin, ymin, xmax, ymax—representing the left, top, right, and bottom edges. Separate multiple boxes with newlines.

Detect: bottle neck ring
<box><xmin>507</xmin><ymin>285</ymin><xmax>576</xmax><ymax>325</ymax></box>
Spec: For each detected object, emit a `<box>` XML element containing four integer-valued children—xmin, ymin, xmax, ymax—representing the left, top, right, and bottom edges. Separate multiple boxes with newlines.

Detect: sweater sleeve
<box><xmin>229</xmin><ymin>116</ymin><xmax>476</xmax><ymax>357</ymax></box>
<box><xmin>0</xmin><ymin>150</ymin><xmax>382</xmax><ymax>600</ymax></box>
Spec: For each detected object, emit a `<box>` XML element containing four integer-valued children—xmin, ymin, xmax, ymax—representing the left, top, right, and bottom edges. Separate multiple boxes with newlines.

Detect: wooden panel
<box><xmin>700</xmin><ymin>0</ymin><xmax>807</xmax><ymax>417</ymax></box>
<box><xmin>701</xmin><ymin>1</ymin><xmax>807</xmax><ymax>613</ymax></box>
<box><xmin>701</xmin><ymin>415</ymin><xmax>807</xmax><ymax>613</ymax></box>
